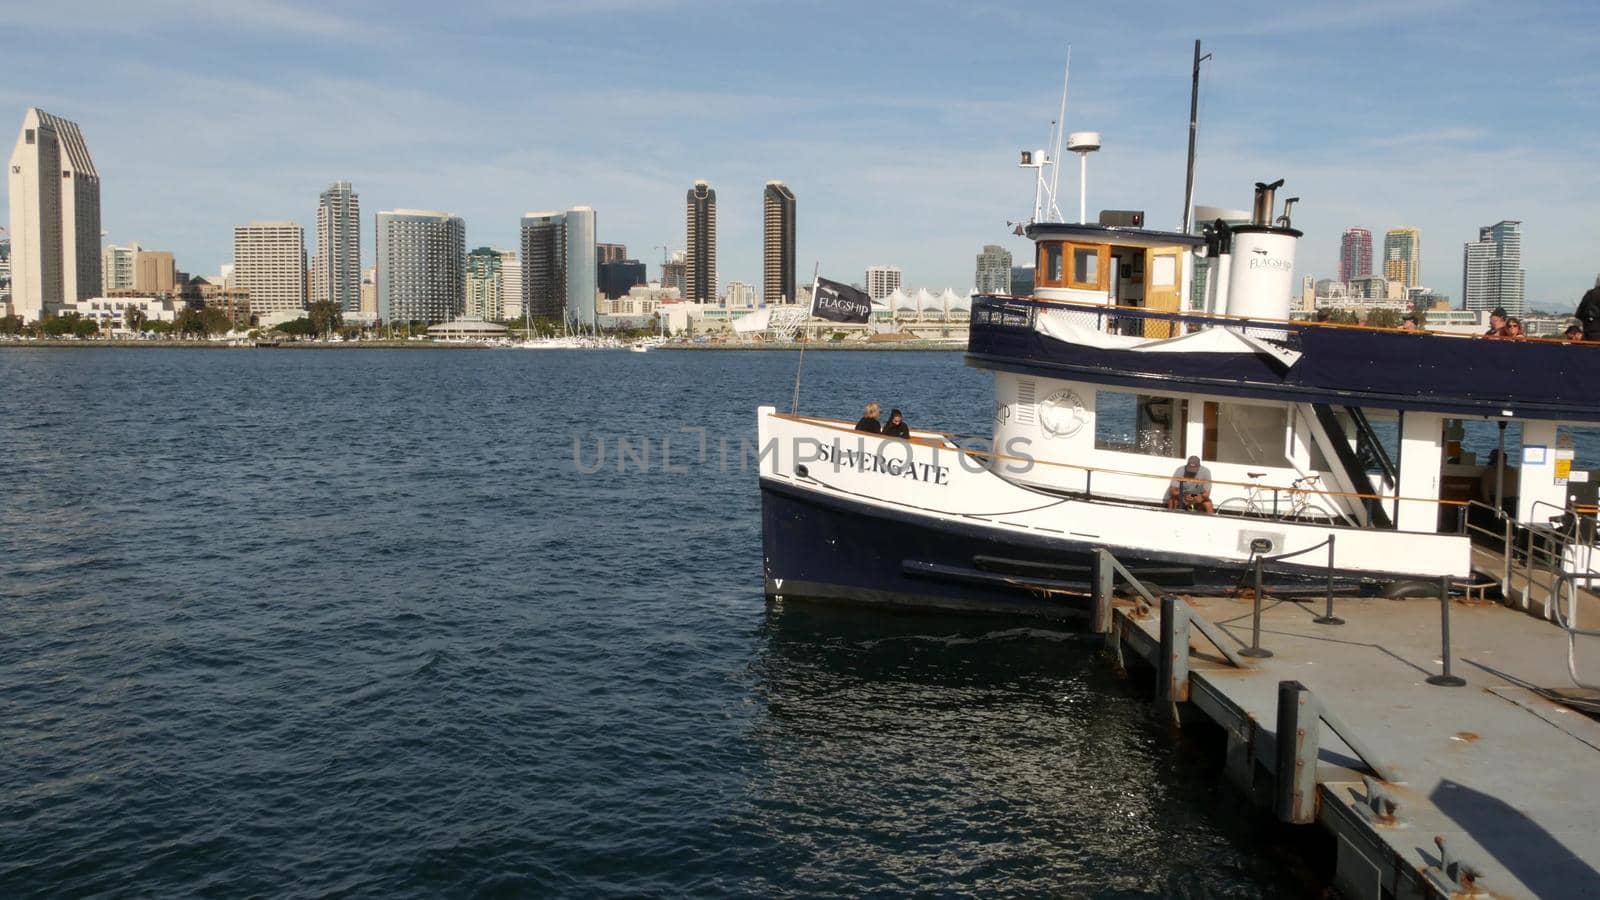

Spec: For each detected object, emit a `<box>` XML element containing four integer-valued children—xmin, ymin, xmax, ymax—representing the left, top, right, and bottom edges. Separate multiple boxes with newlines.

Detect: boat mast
<box><xmin>1181</xmin><ymin>39</ymin><xmax>1212</xmax><ymax>234</ymax></box>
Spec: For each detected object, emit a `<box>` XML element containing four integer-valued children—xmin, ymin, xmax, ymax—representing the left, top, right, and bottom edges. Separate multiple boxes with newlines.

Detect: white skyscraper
<box><xmin>102</xmin><ymin>243</ymin><xmax>140</xmax><ymax>291</ymax></box>
<box><xmin>498</xmin><ymin>249</ymin><xmax>521</xmax><ymax>320</ymax></box>
<box><xmin>233</xmin><ymin>222</ymin><xmax>306</xmax><ymax>318</ymax></box>
<box><xmin>1462</xmin><ymin>220</ymin><xmax>1525</xmax><ymax>317</ymax></box>
<box><xmin>866</xmin><ymin>265</ymin><xmax>902</xmax><ymax>300</ymax></box>
<box><xmin>565</xmin><ymin>206</ymin><xmax>597</xmax><ymax>328</ymax></box>
<box><xmin>311</xmin><ymin>181</ymin><xmax>361</xmax><ymax>312</ymax></box>
<box><xmin>376</xmin><ymin>210</ymin><xmax>465</xmax><ymax>323</ymax></box>
<box><xmin>974</xmin><ymin>244</ymin><xmax>1012</xmax><ymax>294</ymax></box>
<box><xmin>7</xmin><ymin>108</ymin><xmax>102</xmax><ymax>321</ymax></box>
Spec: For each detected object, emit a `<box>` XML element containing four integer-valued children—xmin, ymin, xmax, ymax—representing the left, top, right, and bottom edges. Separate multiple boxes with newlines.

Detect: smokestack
<box><xmin>1251</xmin><ymin>179</ymin><xmax>1285</xmax><ymax>226</ymax></box>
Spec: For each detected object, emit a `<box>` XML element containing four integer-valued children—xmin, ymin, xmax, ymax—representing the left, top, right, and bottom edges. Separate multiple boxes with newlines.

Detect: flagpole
<box><xmin>790</xmin><ymin>263</ymin><xmax>820</xmax><ymax>414</ymax></box>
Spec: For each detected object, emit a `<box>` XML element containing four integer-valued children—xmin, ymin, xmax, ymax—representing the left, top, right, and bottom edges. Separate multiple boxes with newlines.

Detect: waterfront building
<box><xmin>1011</xmin><ymin>265</ymin><xmax>1034</xmax><ymax>297</ymax></box>
<box><xmin>359</xmin><ymin>266</ymin><xmax>377</xmax><ymax>315</ymax></box>
<box><xmin>102</xmin><ymin>243</ymin><xmax>139</xmax><ymax>291</ymax></box>
<box><xmin>375</xmin><ymin>209</ymin><xmax>465</xmax><ymax>324</ymax></box>
<box><xmin>1462</xmin><ymin>220</ymin><xmax>1525</xmax><ymax>318</ymax></box>
<box><xmin>975</xmin><ymin>244</ymin><xmax>1012</xmax><ymax>295</ymax></box>
<box><xmin>311</xmin><ymin>181</ymin><xmax>361</xmax><ymax>312</ymax></box>
<box><xmin>726</xmin><ymin>280</ymin><xmax>756</xmax><ymax>308</ymax></box>
<box><xmin>762</xmin><ymin>181</ymin><xmax>796</xmax><ymax>304</ymax></box>
<box><xmin>0</xmin><ymin>228</ymin><xmax>9</xmax><ymax>302</ymax></box>
<box><xmin>1382</xmin><ymin>227</ymin><xmax>1420</xmax><ymax>289</ymax></box>
<box><xmin>596</xmin><ymin>242</ymin><xmax>627</xmax><ymax>265</ymax></box>
<box><xmin>661</xmin><ymin>251</ymin><xmax>686</xmax><ymax>294</ymax></box>
<box><xmin>686</xmin><ymin>181</ymin><xmax>717</xmax><ymax>303</ymax></box>
<box><xmin>134</xmin><ymin>249</ymin><xmax>176</xmax><ymax>294</ymax></box>
<box><xmin>1348</xmin><ymin>276</ymin><xmax>1398</xmax><ymax>301</ymax></box>
<box><xmin>497</xmin><ymin>250</ymin><xmax>520</xmax><ymax>320</ymax></box>
<box><xmin>598</xmin><ymin>259</ymin><xmax>646</xmax><ymax>300</ymax></box>
<box><xmin>521</xmin><ymin>212</ymin><xmax>565</xmax><ymax>321</ymax></box>
<box><xmin>865</xmin><ymin>265</ymin><xmax>902</xmax><ymax>300</ymax></box>
<box><xmin>1338</xmin><ymin>227</ymin><xmax>1372</xmax><ymax>284</ymax></box>
<box><xmin>564</xmin><ymin>206</ymin><xmax>598</xmax><ymax>328</ymax></box>
<box><xmin>520</xmin><ymin>208</ymin><xmax>597</xmax><ymax>326</ymax></box>
<box><xmin>465</xmin><ymin>247</ymin><xmax>505</xmax><ymax>321</ymax></box>
<box><xmin>232</xmin><ymin>222</ymin><xmax>306</xmax><ymax>318</ymax></box>
<box><xmin>7</xmin><ymin>108</ymin><xmax>102</xmax><ymax>321</ymax></box>
<box><xmin>59</xmin><ymin>295</ymin><xmax>184</xmax><ymax>331</ymax></box>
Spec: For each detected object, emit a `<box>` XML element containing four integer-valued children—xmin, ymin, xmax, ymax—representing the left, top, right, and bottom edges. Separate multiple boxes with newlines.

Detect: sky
<box><xmin>4</xmin><ymin>0</ymin><xmax>1599</xmax><ymax>307</ymax></box>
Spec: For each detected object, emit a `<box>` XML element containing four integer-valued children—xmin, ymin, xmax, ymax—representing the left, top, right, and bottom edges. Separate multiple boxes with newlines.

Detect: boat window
<box><xmin>1043</xmin><ymin>244</ymin><xmax>1064</xmax><ymax>284</ymax></box>
<box><xmin>1204</xmin><ymin>402</ymin><xmax>1291</xmax><ymax>468</ymax></box>
<box><xmin>1073</xmin><ymin>248</ymin><xmax>1099</xmax><ymax>285</ymax></box>
<box><xmin>1095</xmin><ymin>390</ymin><xmax>1187</xmax><ymax>458</ymax></box>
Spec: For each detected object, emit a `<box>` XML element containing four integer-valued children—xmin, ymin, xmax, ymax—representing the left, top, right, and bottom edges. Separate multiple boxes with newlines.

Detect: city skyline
<box><xmin>3</xmin><ymin>3</ymin><xmax>1597</xmax><ymax>306</ymax></box>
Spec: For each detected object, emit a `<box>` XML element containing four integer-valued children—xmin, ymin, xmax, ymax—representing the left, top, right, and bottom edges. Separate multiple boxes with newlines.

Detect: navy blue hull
<box><xmin>760</xmin><ymin>479</ymin><xmax>1360</xmax><ymax>620</ymax></box>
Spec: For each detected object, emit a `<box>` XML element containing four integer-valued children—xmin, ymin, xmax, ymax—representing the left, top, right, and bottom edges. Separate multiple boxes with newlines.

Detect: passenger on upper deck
<box><xmin>1485</xmin><ymin>307</ymin><xmax>1509</xmax><ymax>337</ymax></box>
<box><xmin>855</xmin><ymin>402</ymin><xmax>882</xmax><ymax>433</ymax></box>
<box><xmin>1566</xmin><ymin>319</ymin><xmax>1584</xmax><ymax>342</ymax></box>
<box><xmin>1401</xmin><ymin>315</ymin><xmax>1420</xmax><ymax>331</ymax></box>
<box><xmin>1505</xmin><ymin>317</ymin><xmax>1526</xmax><ymax>338</ymax></box>
<box><xmin>882</xmin><ymin>409</ymin><xmax>910</xmax><ymax>438</ymax></box>
<box><xmin>1576</xmin><ymin>275</ymin><xmax>1600</xmax><ymax>341</ymax></box>
<box><xmin>1166</xmin><ymin>456</ymin><xmax>1215</xmax><ymax>513</ymax></box>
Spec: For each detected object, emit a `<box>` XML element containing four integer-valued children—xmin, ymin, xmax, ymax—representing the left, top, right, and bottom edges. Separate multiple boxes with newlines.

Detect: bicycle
<box><xmin>1217</xmin><ymin>472</ymin><xmax>1332</xmax><ymax>521</ymax></box>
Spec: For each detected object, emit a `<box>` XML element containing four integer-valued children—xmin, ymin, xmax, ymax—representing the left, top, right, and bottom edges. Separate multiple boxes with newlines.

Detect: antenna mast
<box><xmin>1181</xmin><ymin>39</ymin><xmax>1212</xmax><ymax>234</ymax></box>
<box><xmin>1047</xmin><ymin>47</ymin><xmax>1071</xmax><ymax>223</ymax></box>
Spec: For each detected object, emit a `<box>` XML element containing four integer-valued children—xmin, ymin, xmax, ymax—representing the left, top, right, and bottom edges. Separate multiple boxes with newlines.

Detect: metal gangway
<box><xmin>1463</xmin><ymin>499</ymin><xmax>1600</xmax><ymax>692</ymax></box>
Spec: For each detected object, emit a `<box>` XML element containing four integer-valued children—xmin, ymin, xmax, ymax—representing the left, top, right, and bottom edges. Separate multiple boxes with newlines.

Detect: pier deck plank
<box><xmin>1119</xmin><ymin>593</ymin><xmax>1600</xmax><ymax>898</ymax></box>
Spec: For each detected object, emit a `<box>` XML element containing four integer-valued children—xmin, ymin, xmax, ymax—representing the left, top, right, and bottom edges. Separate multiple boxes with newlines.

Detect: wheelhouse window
<box><xmin>1094</xmin><ymin>390</ymin><xmax>1187</xmax><ymax>458</ymax></box>
<box><xmin>1036</xmin><ymin>241</ymin><xmax>1108</xmax><ymax>291</ymax></box>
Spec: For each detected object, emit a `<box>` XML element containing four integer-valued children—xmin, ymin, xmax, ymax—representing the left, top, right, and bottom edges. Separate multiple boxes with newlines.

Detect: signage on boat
<box><xmin>994</xmin><ymin>402</ymin><xmax>1011</xmax><ymax>424</ymax></box>
<box><xmin>812</xmin><ymin>442</ymin><xmax>951</xmax><ymax>485</ymax></box>
<box><xmin>1246</xmin><ymin>250</ymin><xmax>1292</xmax><ymax>272</ymax></box>
<box><xmin>1038</xmin><ymin>389</ymin><xmax>1087</xmax><ymax>438</ymax></box>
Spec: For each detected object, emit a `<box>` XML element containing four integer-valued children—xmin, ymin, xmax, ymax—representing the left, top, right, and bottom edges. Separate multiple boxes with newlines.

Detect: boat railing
<box><xmin>773</xmin><ymin>411</ymin><xmax>1470</xmax><ymax>531</ymax></box>
<box><xmin>975</xmin><ymin>293</ymin><xmax>1600</xmax><ymax>347</ymax></box>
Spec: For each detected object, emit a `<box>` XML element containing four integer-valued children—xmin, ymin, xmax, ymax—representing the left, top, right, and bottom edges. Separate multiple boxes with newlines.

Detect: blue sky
<box><xmin>5</xmin><ymin>0</ymin><xmax>1598</xmax><ymax>306</ymax></box>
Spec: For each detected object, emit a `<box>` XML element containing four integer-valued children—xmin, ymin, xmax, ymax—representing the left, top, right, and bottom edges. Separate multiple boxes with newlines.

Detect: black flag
<box><xmin>810</xmin><ymin>277</ymin><xmax>873</xmax><ymax>324</ymax></box>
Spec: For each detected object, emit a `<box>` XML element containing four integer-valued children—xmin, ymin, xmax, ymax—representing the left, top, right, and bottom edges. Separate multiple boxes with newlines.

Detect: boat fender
<box><xmin>1383</xmin><ymin>580</ymin><xmax>1437</xmax><ymax>600</ymax></box>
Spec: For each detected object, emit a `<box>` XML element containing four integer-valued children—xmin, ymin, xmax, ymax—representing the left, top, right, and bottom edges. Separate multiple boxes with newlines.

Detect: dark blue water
<box><xmin>1</xmin><ymin>348</ymin><xmax>1320</xmax><ymax>897</ymax></box>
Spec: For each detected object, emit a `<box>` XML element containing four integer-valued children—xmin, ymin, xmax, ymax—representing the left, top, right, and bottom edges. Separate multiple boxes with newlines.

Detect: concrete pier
<box><xmin>1111</xmin><ymin>588</ymin><xmax>1600</xmax><ymax>898</ymax></box>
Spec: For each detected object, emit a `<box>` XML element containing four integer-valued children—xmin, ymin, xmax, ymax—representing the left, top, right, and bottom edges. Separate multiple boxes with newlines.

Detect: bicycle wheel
<box><xmin>1217</xmin><ymin>497</ymin><xmax>1260</xmax><ymax>517</ymax></box>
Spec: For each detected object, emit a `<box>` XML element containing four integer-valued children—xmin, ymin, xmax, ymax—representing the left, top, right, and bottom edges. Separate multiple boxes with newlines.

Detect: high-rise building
<box><xmin>497</xmin><ymin>250</ymin><xmax>520</xmax><ymax>320</ymax></box>
<box><xmin>661</xmin><ymin>251</ymin><xmax>686</xmax><ymax>294</ymax></box>
<box><xmin>762</xmin><ymin>181</ymin><xmax>796</xmax><ymax>304</ymax></box>
<box><xmin>599</xmin><ymin>259</ymin><xmax>647</xmax><ymax>300</ymax></box>
<box><xmin>1382</xmin><ymin>227</ymin><xmax>1420</xmax><ymax>290</ymax></box>
<box><xmin>1338</xmin><ymin>227</ymin><xmax>1372</xmax><ymax>284</ymax></box>
<box><xmin>596</xmin><ymin>243</ymin><xmax>627</xmax><ymax>265</ymax></box>
<box><xmin>1010</xmin><ymin>265</ymin><xmax>1035</xmax><ymax>297</ymax></box>
<box><xmin>866</xmin><ymin>265</ymin><xmax>902</xmax><ymax>300</ymax></box>
<box><xmin>465</xmin><ymin>247</ymin><xmax>505</xmax><ymax>321</ymax></box>
<box><xmin>312</xmin><ymin>181</ymin><xmax>361</xmax><ymax>312</ymax></box>
<box><xmin>102</xmin><ymin>243</ymin><xmax>139</xmax><ymax>291</ymax></box>
<box><xmin>375</xmin><ymin>209</ymin><xmax>465</xmax><ymax>324</ymax></box>
<box><xmin>565</xmin><ymin>206</ymin><xmax>597</xmax><ymax>328</ymax></box>
<box><xmin>685</xmin><ymin>181</ymin><xmax>717</xmax><ymax>303</ymax></box>
<box><xmin>0</xmin><ymin>227</ymin><xmax>10</xmax><ymax>297</ymax></box>
<box><xmin>521</xmin><ymin>212</ymin><xmax>566</xmax><ymax>321</ymax></box>
<box><xmin>520</xmin><ymin>207</ymin><xmax>597</xmax><ymax>325</ymax></box>
<box><xmin>1462</xmin><ymin>220</ymin><xmax>1525</xmax><ymax>317</ymax></box>
<box><xmin>233</xmin><ymin>222</ymin><xmax>306</xmax><ymax>318</ymax></box>
<box><xmin>7</xmin><ymin>108</ymin><xmax>102</xmax><ymax>321</ymax></box>
<box><xmin>134</xmin><ymin>249</ymin><xmax>176</xmax><ymax>294</ymax></box>
<box><xmin>727</xmin><ymin>280</ymin><xmax>756</xmax><ymax>308</ymax></box>
<box><xmin>975</xmin><ymin>244</ymin><xmax>1012</xmax><ymax>294</ymax></box>
<box><xmin>359</xmin><ymin>266</ymin><xmax>377</xmax><ymax>316</ymax></box>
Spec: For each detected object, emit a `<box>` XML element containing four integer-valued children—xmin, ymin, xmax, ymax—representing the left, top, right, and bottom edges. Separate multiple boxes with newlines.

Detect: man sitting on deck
<box><xmin>1167</xmin><ymin>456</ymin><xmax>1215</xmax><ymax>513</ymax></box>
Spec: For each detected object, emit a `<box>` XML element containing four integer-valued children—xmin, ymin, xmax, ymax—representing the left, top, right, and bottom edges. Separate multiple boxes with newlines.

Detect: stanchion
<box><xmin>1427</xmin><ymin>575</ymin><xmax>1466</xmax><ymax>687</ymax></box>
<box><xmin>1240</xmin><ymin>551</ymin><xmax>1273</xmax><ymax>658</ymax></box>
<box><xmin>1314</xmin><ymin>535</ymin><xmax>1344</xmax><ymax>625</ymax></box>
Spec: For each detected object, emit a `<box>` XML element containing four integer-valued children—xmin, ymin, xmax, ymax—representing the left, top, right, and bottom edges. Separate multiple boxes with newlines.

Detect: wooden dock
<box><xmin>1110</xmin><ymin>583</ymin><xmax>1600</xmax><ymax>898</ymax></box>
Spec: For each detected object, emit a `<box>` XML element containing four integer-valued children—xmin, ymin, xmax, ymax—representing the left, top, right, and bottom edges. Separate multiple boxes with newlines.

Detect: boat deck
<box><xmin>1114</xmin><ymin>589</ymin><xmax>1600</xmax><ymax>898</ymax></box>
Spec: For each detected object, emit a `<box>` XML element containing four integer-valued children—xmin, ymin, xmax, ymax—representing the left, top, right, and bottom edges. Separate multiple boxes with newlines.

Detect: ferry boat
<box><xmin>756</xmin><ymin>174</ymin><xmax>1600</xmax><ymax>617</ymax></box>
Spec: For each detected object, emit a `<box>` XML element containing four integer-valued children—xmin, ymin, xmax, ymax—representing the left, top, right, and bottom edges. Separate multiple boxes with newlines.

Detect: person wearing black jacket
<box><xmin>1577</xmin><ymin>275</ymin><xmax>1600</xmax><ymax>341</ymax></box>
<box><xmin>882</xmin><ymin>408</ymin><xmax>910</xmax><ymax>438</ymax></box>
<box><xmin>854</xmin><ymin>402</ymin><xmax>881</xmax><ymax>433</ymax></box>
